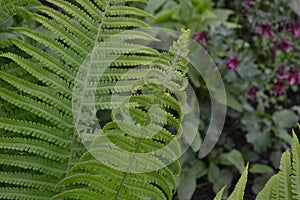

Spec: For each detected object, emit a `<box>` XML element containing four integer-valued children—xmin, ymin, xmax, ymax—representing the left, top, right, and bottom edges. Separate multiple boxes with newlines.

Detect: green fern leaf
<box><xmin>214</xmin><ymin>186</ymin><xmax>227</xmax><ymax>200</ymax></box>
<box><xmin>0</xmin><ymin>155</ymin><xmax>65</xmax><ymax>177</ymax></box>
<box><xmin>256</xmin><ymin>174</ymin><xmax>280</xmax><ymax>200</ymax></box>
<box><xmin>0</xmin><ymin>172</ymin><xmax>60</xmax><ymax>192</ymax></box>
<box><xmin>0</xmin><ymin>0</ymin><xmax>41</xmax><ymax>24</ymax></box>
<box><xmin>0</xmin><ymin>0</ymin><xmax>188</xmax><ymax>199</ymax></box>
<box><xmin>0</xmin><ymin>118</ymin><xmax>70</xmax><ymax>147</ymax></box>
<box><xmin>291</xmin><ymin>132</ymin><xmax>300</xmax><ymax>200</ymax></box>
<box><xmin>0</xmin><ymin>187</ymin><xmax>54</xmax><ymax>200</ymax></box>
<box><xmin>227</xmin><ymin>163</ymin><xmax>249</xmax><ymax>200</ymax></box>
<box><xmin>0</xmin><ymin>87</ymin><xmax>73</xmax><ymax>128</ymax></box>
<box><xmin>0</xmin><ymin>137</ymin><xmax>69</xmax><ymax>161</ymax></box>
<box><xmin>278</xmin><ymin>150</ymin><xmax>293</xmax><ymax>200</ymax></box>
<box><xmin>0</xmin><ymin>71</ymin><xmax>72</xmax><ymax>114</ymax></box>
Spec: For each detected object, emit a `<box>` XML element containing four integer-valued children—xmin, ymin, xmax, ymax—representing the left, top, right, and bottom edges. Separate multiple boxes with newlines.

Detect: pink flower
<box><xmin>248</xmin><ymin>86</ymin><xmax>259</xmax><ymax>100</ymax></box>
<box><xmin>273</xmin><ymin>80</ymin><xmax>285</xmax><ymax>96</ymax></box>
<box><xmin>242</xmin><ymin>0</ymin><xmax>256</xmax><ymax>12</ymax></box>
<box><xmin>270</xmin><ymin>45</ymin><xmax>277</xmax><ymax>55</ymax></box>
<box><xmin>281</xmin><ymin>67</ymin><xmax>300</xmax><ymax>85</ymax></box>
<box><xmin>278</xmin><ymin>21</ymin><xmax>285</xmax><ymax>32</ymax></box>
<box><xmin>277</xmin><ymin>64</ymin><xmax>285</xmax><ymax>76</ymax></box>
<box><xmin>277</xmin><ymin>37</ymin><xmax>292</xmax><ymax>52</ymax></box>
<box><xmin>194</xmin><ymin>31</ymin><xmax>209</xmax><ymax>44</ymax></box>
<box><xmin>245</xmin><ymin>0</ymin><xmax>256</xmax><ymax>7</ymax></box>
<box><xmin>256</xmin><ymin>24</ymin><xmax>274</xmax><ymax>38</ymax></box>
<box><xmin>225</xmin><ymin>55</ymin><xmax>240</xmax><ymax>70</ymax></box>
<box><xmin>286</xmin><ymin>22</ymin><xmax>300</xmax><ymax>37</ymax></box>
<box><xmin>270</xmin><ymin>38</ymin><xmax>292</xmax><ymax>55</ymax></box>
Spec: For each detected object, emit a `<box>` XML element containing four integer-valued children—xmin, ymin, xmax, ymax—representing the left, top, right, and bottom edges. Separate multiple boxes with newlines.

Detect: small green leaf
<box><xmin>246</xmin><ymin>131</ymin><xmax>272</xmax><ymax>153</ymax></box>
<box><xmin>225</xmin><ymin>150</ymin><xmax>245</xmax><ymax>173</ymax></box>
<box><xmin>250</xmin><ymin>164</ymin><xmax>273</xmax><ymax>174</ymax></box>
<box><xmin>177</xmin><ymin>169</ymin><xmax>196</xmax><ymax>200</ymax></box>
<box><xmin>226</xmin><ymin>93</ymin><xmax>242</xmax><ymax>112</ymax></box>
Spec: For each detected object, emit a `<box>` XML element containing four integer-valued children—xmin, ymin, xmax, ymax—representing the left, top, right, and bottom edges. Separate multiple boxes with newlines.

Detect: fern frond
<box><xmin>0</xmin><ymin>137</ymin><xmax>69</xmax><ymax>161</ymax></box>
<box><xmin>0</xmin><ymin>71</ymin><xmax>72</xmax><ymax>114</ymax></box>
<box><xmin>108</xmin><ymin>6</ymin><xmax>154</xmax><ymax>18</ymax></box>
<box><xmin>0</xmin><ymin>0</ymin><xmax>186</xmax><ymax>199</ymax></box>
<box><xmin>102</xmin><ymin>30</ymin><xmax>159</xmax><ymax>41</ymax></box>
<box><xmin>75</xmin><ymin>0</ymin><xmax>103</xmax><ymax>21</ymax></box>
<box><xmin>11</xmin><ymin>27</ymin><xmax>82</xmax><ymax>66</ymax></box>
<box><xmin>213</xmin><ymin>186</ymin><xmax>226</xmax><ymax>200</ymax></box>
<box><xmin>110</xmin><ymin>0</ymin><xmax>148</xmax><ymax>4</ymax></box>
<box><xmin>278</xmin><ymin>150</ymin><xmax>293</xmax><ymax>200</ymax></box>
<box><xmin>44</xmin><ymin>0</ymin><xmax>97</xmax><ymax>30</ymax></box>
<box><xmin>30</xmin><ymin>13</ymin><xmax>90</xmax><ymax>55</ymax></box>
<box><xmin>291</xmin><ymin>132</ymin><xmax>300</xmax><ymax>200</ymax></box>
<box><xmin>32</xmin><ymin>6</ymin><xmax>94</xmax><ymax>44</ymax></box>
<box><xmin>0</xmin><ymin>118</ymin><xmax>70</xmax><ymax>147</ymax></box>
<box><xmin>0</xmin><ymin>0</ymin><xmax>41</xmax><ymax>24</ymax></box>
<box><xmin>0</xmin><ymin>187</ymin><xmax>54</xmax><ymax>200</ymax></box>
<box><xmin>0</xmin><ymin>172</ymin><xmax>60</xmax><ymax>192</ymax></box>
<box><xmin>51</xmin><ymin>189</ymin><xmax>101</xmax><ymax>200</ymax></box>
<box><xmin>227</xmin><ymin>164</ymin><xmax>249</xmax><ymax>200</ymax></box>
<box><xmin>0</xmin><ymin>53</ymin><xmax>72</xmax><ymax>97</ymax></box>
<box><xmin>256</xmin><ymin>174</ymin><xmax>280</xmax><ymax>200</ymax></box>
<box><xmin>0</xmin><ymin>155</ymin><xmax>65</xmax><ymax>177</ymax></box>
<box><xmin>0</xmin><ymin>87</ymin><xmax>73</xmax><ymax>129</ymax></box>
<box><xmin>9</xmin><ymin>37</ymin><xmax>75</xmax><ymax>82</ymax></box>
<box><xmin>103</xmin><ymin>17</ymin><xmax>149</xmax><ymax>29</ymax></box>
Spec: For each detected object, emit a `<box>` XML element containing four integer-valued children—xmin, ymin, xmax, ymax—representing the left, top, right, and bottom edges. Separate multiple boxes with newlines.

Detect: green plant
<box><xmin>214</xmin><ymin>126</ymin><xmax>300</xmax><ymax>200</ymax></box>
<box><xmin>143</xmin><ymin>0</ymin><xmax>237</xmax><ymax>32</ymax></box>
<box><xmin>0</xmin><ymin>0</ymin><xmax>192</xmax><ymax>199</ymax></box>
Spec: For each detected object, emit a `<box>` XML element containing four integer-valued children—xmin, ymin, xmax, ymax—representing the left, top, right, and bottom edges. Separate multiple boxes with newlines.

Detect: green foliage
<box><xmin>164</xmin><ymin>0</ymin><xmax>300</xmax><ymax>197</ymax></box>
<box><xmin>214</xmin><ymin>127</ymin><xmax>300</xmax><ymax>200</ymax></box>
<box><xmin>143</xmin><ymin>0</ymin><xmax>236</xmax><ymax>32</ymax></box>
<box><xmin>257</xmin><ymin>130</ymin><xmax>300</xmax><ymax>200</ymax></box>
<box><xmin>0</xmin><ymin>0</ymin><xmax>41</xmax><ymax>24</ymax></box>
<box><xmin>214</xmin><ymin>164</ymin><xmax>249</xmax><ymax>200</ymax></box>
<box><xmin>0</xmin><ymin>0</ymin><xmax>191</xmax><ymax>199</ymax></box>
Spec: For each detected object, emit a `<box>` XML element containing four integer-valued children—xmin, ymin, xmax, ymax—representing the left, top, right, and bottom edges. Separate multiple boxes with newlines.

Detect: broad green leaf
<box><xmin>273</xmin><ymin>109</ymin><xmax>298</xmax><ymax>128</ymax></box>
<box><xmin>246</xmin><ymin>131</ymin><xmax>272</xmax><ymax>153</ymax></box>
<box><xmin>177</xmin><ymin>169</ymin><xmax>196</xmax><ymax>200</ymax></box>
<box><xmin>250</xmin><ymin>164</ymin><xmax>273</xmax><ymax>174</ymax></box>
<box><xmin>225</xmin><ymin>150</ymin><xmax>245</xmax><ymax>173</ymax></box>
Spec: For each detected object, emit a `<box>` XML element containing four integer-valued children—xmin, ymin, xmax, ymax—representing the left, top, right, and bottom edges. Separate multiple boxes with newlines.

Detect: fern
<box><xmin>256</xmin><ymin>131</ymin><xmax>300</xmax><ymax>200</ymax></box>
<box><xmin>54</xmin><ymin>29</ymin><xmax>191</xmax><ymax>199</ymax></box>
<box><xmin>0</xmin><ymin>0</ymin><xmax>41</xmax><ymax>24</ymax></box>
<box><xmin>214</xmin><ymin>127</ymin><xmax>300</xmax><ymax>200</ymax></box>
<box><xmin>213</xmin><ymin>164</ymin><xmax>249</xmax><ymax>200</ymax></box>
<box><xmin>0</xmin><ymin>0</ymin><xmax>192</xmax><ymax>199</ymax></box>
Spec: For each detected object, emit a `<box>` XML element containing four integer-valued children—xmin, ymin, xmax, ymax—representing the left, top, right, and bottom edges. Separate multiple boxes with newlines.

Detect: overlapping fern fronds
<box><xmin>0</xmin><ymin>0</ymin><xmax>191</xmax><ymax>199</ymax></box>
<box><xmin>54</xmin><ymin>29</ymin><xmax>191</xmax><ymax>199</ymax></box>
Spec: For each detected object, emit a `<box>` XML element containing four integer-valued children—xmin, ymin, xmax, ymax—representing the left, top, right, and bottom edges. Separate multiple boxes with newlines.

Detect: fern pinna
<box><xmin>0</xmin><ymin>0</ymin><xmax>191</xmax><ymax>199</ymax></box>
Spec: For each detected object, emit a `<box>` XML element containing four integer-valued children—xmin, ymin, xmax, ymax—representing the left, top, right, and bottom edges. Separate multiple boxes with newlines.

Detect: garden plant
<box><xmin>0</xmin><ymin>0</ymin><xmax>299</xmax><ymax>200</ymax></box>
